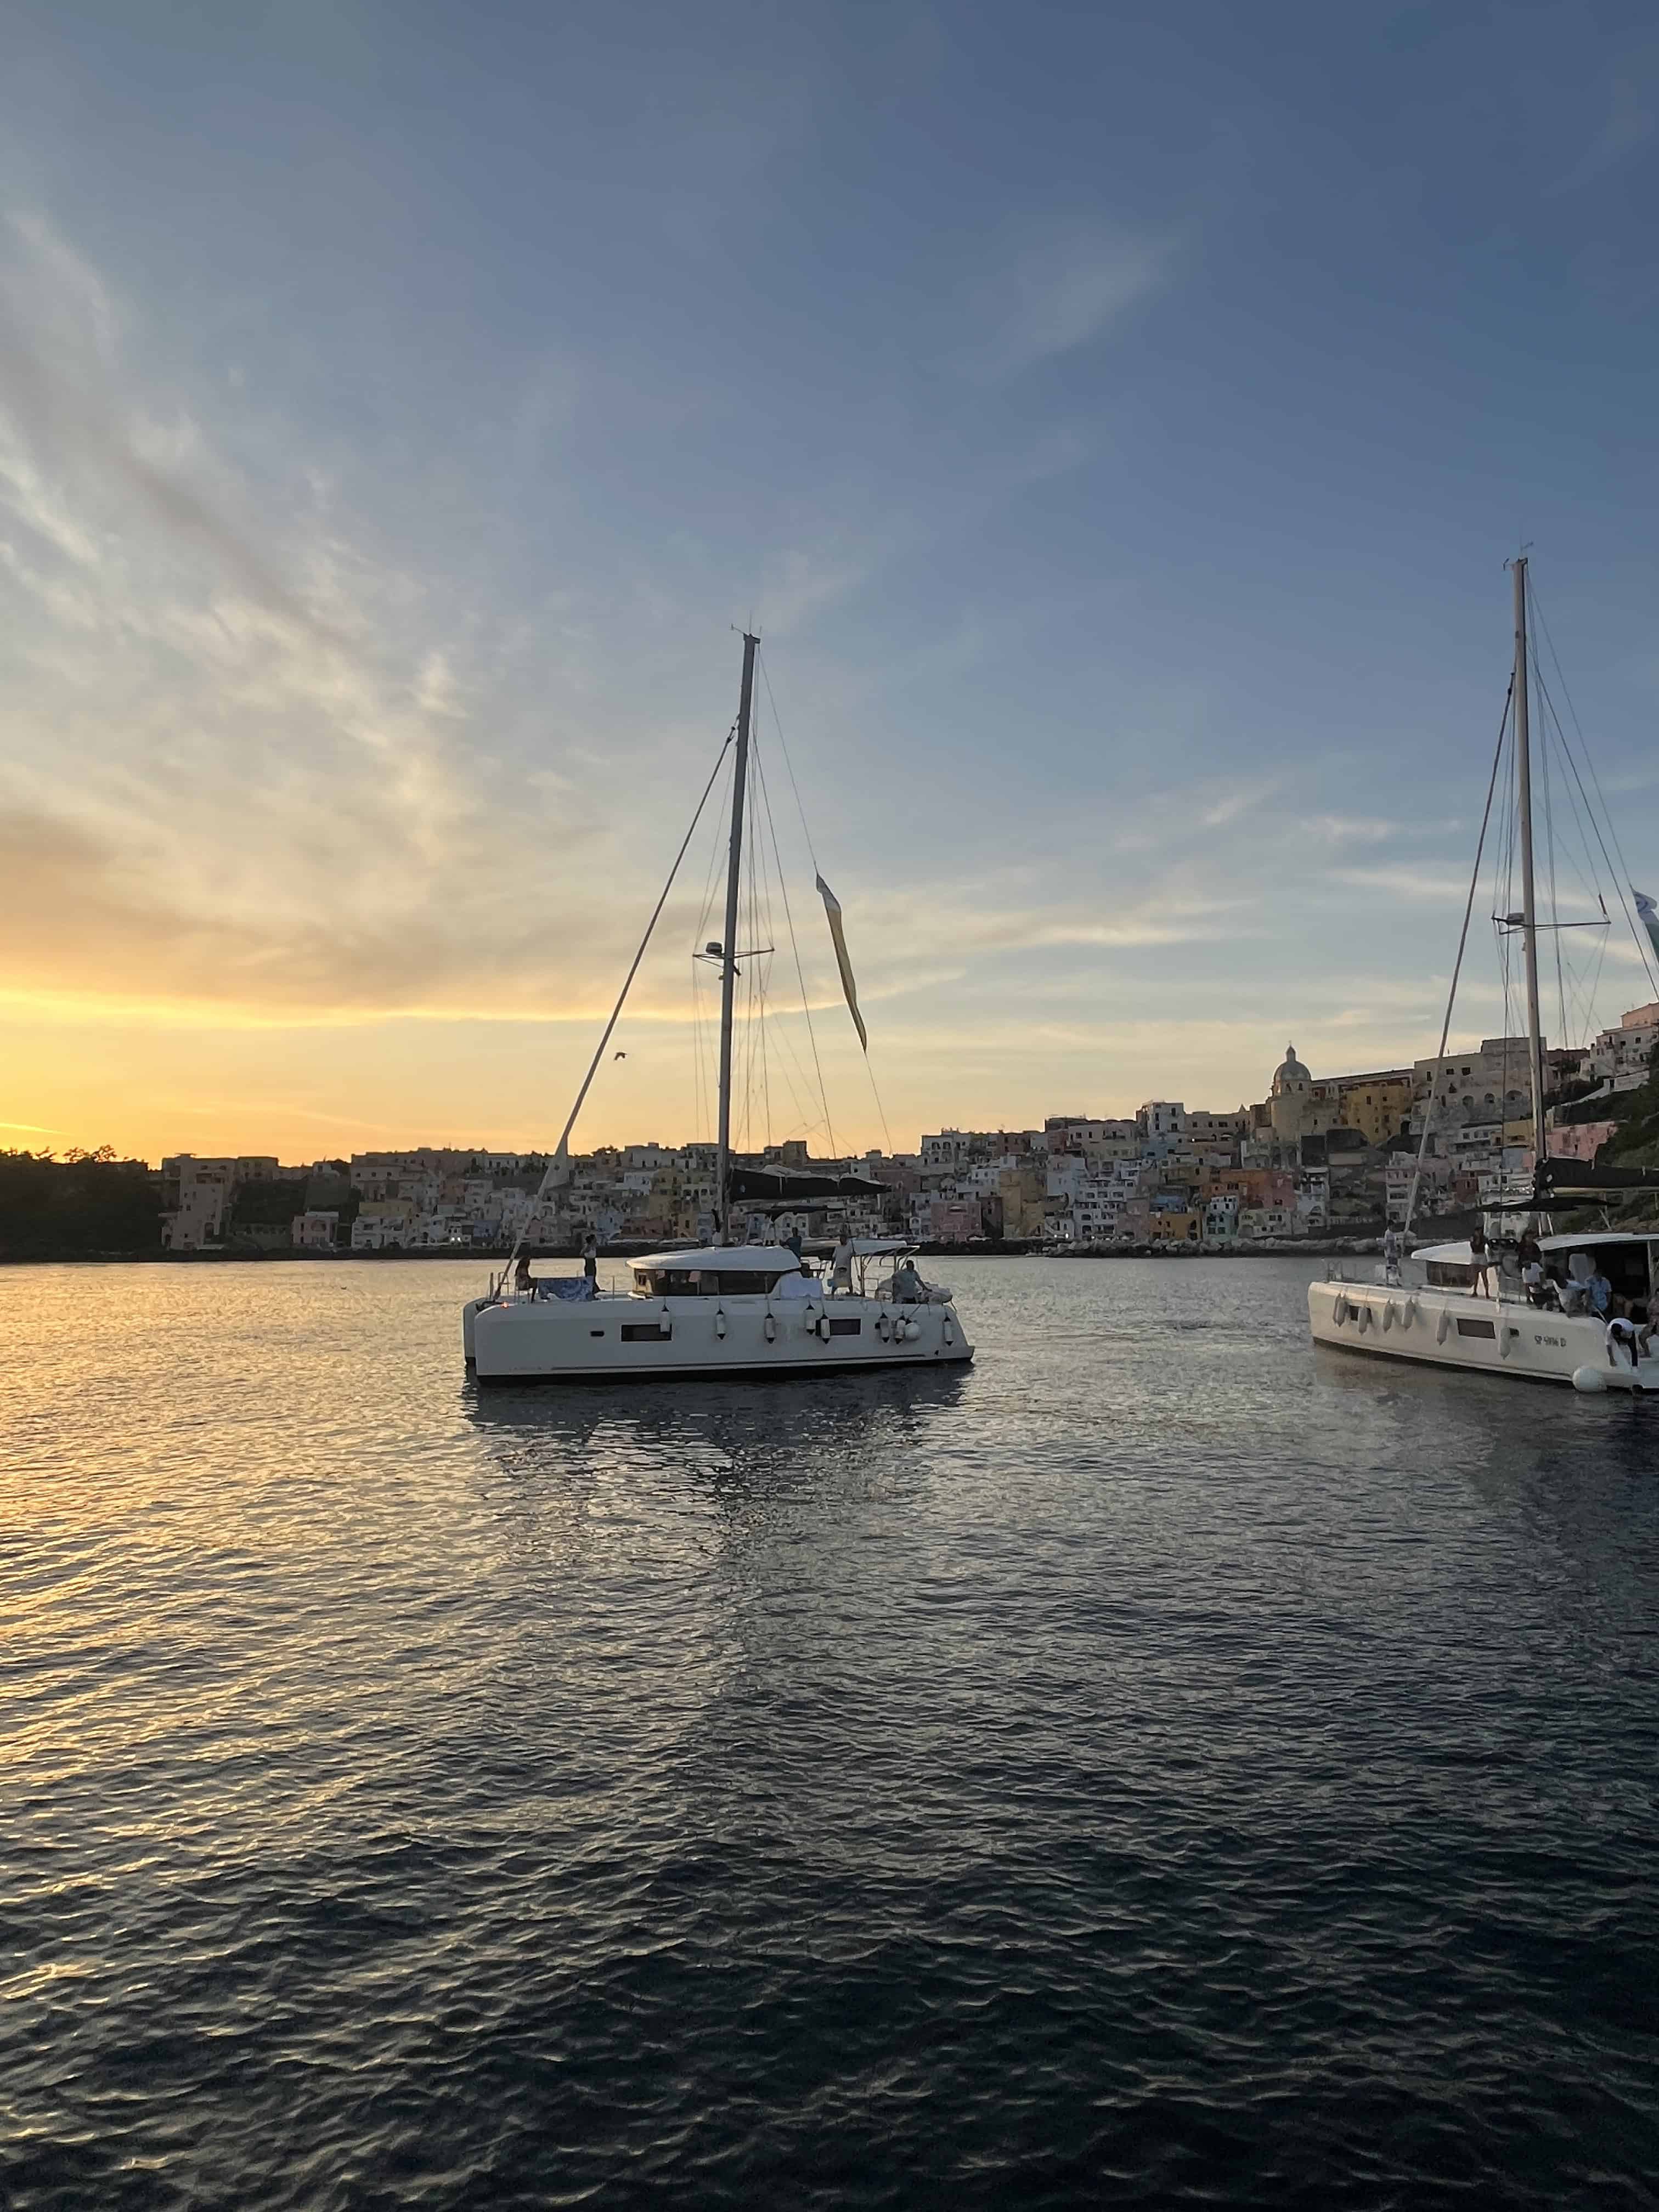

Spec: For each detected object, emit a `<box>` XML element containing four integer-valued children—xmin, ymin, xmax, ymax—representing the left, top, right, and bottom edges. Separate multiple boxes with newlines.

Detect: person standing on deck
<box><xmin>829</xmin><ymin>1233</ymin><xmax>855</xmax><ymax>1295</ymax></box>
<box><xmin>1469</xmin><ymin>1222</ymin><xmax>1493</xmax><ymax>1297</ymax></box>
<box><xmin>582</xmin><ymin>1233</ymin><xmax>599</xmax><ymax>1290</ymax></box>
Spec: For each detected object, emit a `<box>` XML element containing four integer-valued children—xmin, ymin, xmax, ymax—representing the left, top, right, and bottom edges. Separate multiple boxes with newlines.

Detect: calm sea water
<box><xmin>3</xmin><ymin>1256</ymin><xmax>1656</xmax><ymax>2210</ymax></box>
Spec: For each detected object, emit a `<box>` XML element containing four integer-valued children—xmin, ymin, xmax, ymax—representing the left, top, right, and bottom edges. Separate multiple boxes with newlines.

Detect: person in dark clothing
<box><xmin>582</xmin><ymin>1233</ymin><xmax>599</xmax><ymax>1286</ymax></box>
<box><xmin>1469</xmin><ymin>1222</ymin><xmax>1493</xmax><ymax>1297</ymax></box>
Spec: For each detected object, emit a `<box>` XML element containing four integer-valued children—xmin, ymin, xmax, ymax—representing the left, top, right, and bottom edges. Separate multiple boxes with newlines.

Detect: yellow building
<box><xmin>1147</xmin><ymin>1208</ymin><xmax>1203</xmax><ymax>1245</ymax></box>
<box><xmin>1333</xmin><ymin>1071</ymin><xmax>1415</xmax><ymax>1147</ymax></box>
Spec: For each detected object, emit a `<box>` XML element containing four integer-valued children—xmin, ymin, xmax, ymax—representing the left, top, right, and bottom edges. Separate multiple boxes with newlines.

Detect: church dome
<box><xmin>1272</xmin><ymin>1042</ymin><xmax>1311</xmax><ymax>1094</ymax></box>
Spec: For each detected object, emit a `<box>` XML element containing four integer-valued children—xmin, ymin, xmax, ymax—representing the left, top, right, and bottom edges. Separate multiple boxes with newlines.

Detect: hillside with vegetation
<box><xmin>0</xmin><ymin>1150</ymin><xmax>161</xmax><ymax>1260</ymax></box>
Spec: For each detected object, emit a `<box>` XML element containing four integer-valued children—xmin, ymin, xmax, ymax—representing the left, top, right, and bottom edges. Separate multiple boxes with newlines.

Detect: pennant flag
<box><xmin>1635</xmin><ymin>888</ymin><xmax>1659</xmax><ymax>967</ymax></box>
<box><xmin>816</xmin><ymin>873</ymin><xmax>868</xmax><ymax>1052</ymax></box>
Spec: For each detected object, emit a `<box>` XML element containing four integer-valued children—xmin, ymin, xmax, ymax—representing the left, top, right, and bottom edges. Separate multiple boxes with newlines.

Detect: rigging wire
<box><xmin>1531</xmin><ymin>651</ymin><xmax>1657</xmax><ymax>1002</ymax></box>
<box><xmin>1528</xmin><ymin>581</ymin><xmax>1659</xmax><ymax>1000</ymax></box>
<box><xmin>757</xmin><ymin>643</ymin><xmax>895</xmax><ymax>1160</ymax></box>
<box><xmin>752</xmin><ymin>734</ymin><xmax>839</xmax><ymax>1161</ymax></box>
<box><xmin>501</xmin><ymin>725</ymin><xmax>736</xmax><ymax>1278</ymax></box>
<box><xmin>1404</xmin><ymin>679</ymin><xmax>1513</xmax><ymax>1235</ymax></box>
<box><xmin>690</xmin><ymin>742</ymin><xmax>738</xmax><ymax>1147</ymax></box>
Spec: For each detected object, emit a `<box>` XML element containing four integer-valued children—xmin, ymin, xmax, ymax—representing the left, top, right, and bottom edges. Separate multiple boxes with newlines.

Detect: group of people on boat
<box><xmin>510</xmin><ymin>1224</ymin><xmax>932</xmax><ymax>1306</ymax></box>
<box><xmin>1381</xmin><ymin>1222</ymin><xmax>1656</xmax><ymax>1368</ymax></box>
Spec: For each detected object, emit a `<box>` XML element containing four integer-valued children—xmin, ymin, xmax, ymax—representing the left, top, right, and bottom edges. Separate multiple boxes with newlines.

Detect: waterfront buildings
<box><xmin>151</xmin><ymin>1012</ymin><xmax>1657</xmax><ymax>1255</ymax></box>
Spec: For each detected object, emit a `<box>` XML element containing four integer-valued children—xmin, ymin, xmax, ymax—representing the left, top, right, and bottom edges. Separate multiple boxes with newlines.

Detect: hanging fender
<box><xmin>715</xmin><ymin>1306</ymin><xmax>727</xmax><ymax>1340</ymax></box>
<box><xmin>1436</xmin><ymin>1307</ymin><xmax>1452</xmax><ymax>1344</ymax></box>
<box><xmin>904</xmin><ymin>1318</ymin><xmax>922</xmax><ymax>1341</ymax></box>
<box><xmin>1401</xmin><ymin>1299</ymin><xmax>1417</xmax><ymax>1330</ymax></box>
<box><xmin>764</xmin><ymin>1312</ymin><xmax>777</xmax><ymax>1343</ymax></box>
<box><xmin>1332</xmin><ymin>1295</ymin><xmax>1350</xmax><ymax>1325</ymax></box>
<box><xmin>1355</xmin><ymin>1303</ymin><xmax>1372</xmax><ymax>1333</ymax></box>
<box><xmin>1383</xmin><ymin>1302</ymin><xmax>1396</xmax><ymax>1333</ymax></box>
<box><xmin>817</xmin><ymin>1314</ymin><xmax>832</xmax><ymax>1341</ymax></box>
<box><xmin>877</xmin><ymin>1311</ymin><xmax>891</xmax><ymax>1341</ymax></box>
<box><xmin>943</xmin><ymin>1317</ymin><xmax>956</xmax><ymax>1347</ymax></box>
<box><xmin>658</xmin><ymin>1302</ymin><xmax>673</xmax><ymax>1340</ymax></box>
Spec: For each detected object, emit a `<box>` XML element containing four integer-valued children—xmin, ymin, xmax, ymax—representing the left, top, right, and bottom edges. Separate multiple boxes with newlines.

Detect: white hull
<box><xmin>1308</xmin><ymin>1279</ymin><xmax>1658</xmax><ymax>1391</ymax></box>
<box><xmin>466</xmin><ymin>1291</ymin><xmax>972</xmax><ymax>1382</ymax></box>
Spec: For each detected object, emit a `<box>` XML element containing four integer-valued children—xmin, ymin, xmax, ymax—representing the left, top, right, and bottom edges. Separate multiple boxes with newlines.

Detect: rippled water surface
<box><xmin>3</xmin><ymin>1256</ymin><xmax>1657</xmax><ymax>2209</ymax></box>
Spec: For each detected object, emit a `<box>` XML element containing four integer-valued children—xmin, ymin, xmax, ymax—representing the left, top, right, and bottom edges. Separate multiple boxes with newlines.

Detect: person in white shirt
<box><xmin>829</xmin><ymin>1234</ymin><xmax>855</xmax><ymax>1294</ymax></box>
<box><xmin>775</xmin><ymin>1265</ymin><xmax>816</xmax><ymax>1300</ymax></box>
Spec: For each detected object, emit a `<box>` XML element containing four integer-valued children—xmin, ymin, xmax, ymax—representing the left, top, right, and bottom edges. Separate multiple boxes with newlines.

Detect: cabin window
<box><xmin>827</xmin><ymin>1317</ymin><xmax>861</xmax><ymax>1336</ymax></box>
<box><xmin>1426</xmin><ymin>1261</ymin><xmax>1476</xmax><ymax>1289</ymax></box>
<box><xmin>621</xmin><ymin>1323</ymin><xmax>665</xmax><ymax>1342</ymax></box>
<box><xmin>1455</xmin><ymin>1317</ymin><xmax>1496</xmax><ymax>1340</ymax></box>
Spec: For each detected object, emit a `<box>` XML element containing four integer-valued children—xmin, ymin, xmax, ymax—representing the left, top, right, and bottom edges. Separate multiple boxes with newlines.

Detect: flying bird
<box><xmin>614</xmin><ymin>1051</ymin><xmax>627</xmax><ymax>1060</ymax></box>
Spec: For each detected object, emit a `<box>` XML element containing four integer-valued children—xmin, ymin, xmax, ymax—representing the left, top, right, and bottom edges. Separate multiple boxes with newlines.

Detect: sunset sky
<box><xmin>3</xmin><ymin>1</ymin><xmax>1658</xmax><ymax>1164</ymax></box>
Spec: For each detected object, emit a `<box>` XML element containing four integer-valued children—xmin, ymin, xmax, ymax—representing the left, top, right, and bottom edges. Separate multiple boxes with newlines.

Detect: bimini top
<box><xmin>630</xmin><ymin>1245</ymin><xmax>801</xmax><ymax>1274</ymax></box>
<box><xmin>1417</xmin><ymin>1232</ymin><xmax>1659</xmax><ymax>1264</ymax></box>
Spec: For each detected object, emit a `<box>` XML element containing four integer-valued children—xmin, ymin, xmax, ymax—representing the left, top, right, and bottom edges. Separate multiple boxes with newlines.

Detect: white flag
<box><xmin>816</xmin><ymin>873</ymin><xmax>868</xmax><ymax>1052</ymax></box>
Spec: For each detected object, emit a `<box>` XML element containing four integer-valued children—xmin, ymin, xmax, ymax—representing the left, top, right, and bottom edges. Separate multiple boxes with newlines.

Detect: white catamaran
<box><xmin>1309</xmin><ymin>560</ymin><xmax>1659</xmax><ymax>1392</ymax></box>
<box><xmin>464</xmin><ymin>634</ymin><xmax>974</xmax><ymax>1384</ymax></box>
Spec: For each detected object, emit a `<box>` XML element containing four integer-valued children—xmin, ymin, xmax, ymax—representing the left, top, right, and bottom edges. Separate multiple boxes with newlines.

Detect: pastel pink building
<box><xmin>1547</xmin><ymin>1121</ymin><xmax>1617</xmax><ymax>1164</ymax></box>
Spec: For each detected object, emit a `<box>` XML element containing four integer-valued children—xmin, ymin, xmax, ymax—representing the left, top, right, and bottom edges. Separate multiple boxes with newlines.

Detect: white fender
<box><xmin>817</xmin><ymin>1314</ymin><xmax>832</xmax><ymax>1340</ymax></box>
<box><xmin>1332</xmin><ymin>1295</ymin><xmax>1350</xmax><ymax>1325</ymax></box>
<box><xmin>1500</xmin><ymin>1324</ymin><xmax>1516</xmax><ymax>1360</ymax></box>
<box><xmin>1436</xmin><ymin>1307</ymin><xmax>1452</xmax><ymax>1344</ymax></box>
<box><xmin>877</xmin><ymin>1312</ymin><xmax>891</xmax><ymax>1341</ymax></box>
<box><xmin>1383</xmin><ymin>1302</ymin><xmax>1396</xmax><ymax>1333</ymax></box>
<box><xmin>715</xmin><ymin>1307</ymin><xmax>727</xmax><ymax>1339</ymax></box>
<box><xmin>1572</xmin><ymin>1365</ymin><xmax>1607</xmax><ymax>1393</ymax></box>
<box><xmin>903</xmin><ymin>1319</ymin><xmax>922</xmax><ymax>1341</ymax></box>
<box><xmin>764</xmin><ymin>1312</ymin><xmax>777</xmax><ymax>1343</ymax></box>
<box><xmin>1402</xmin><ymin>1299</ymin><xmax>1417</xmax><ymax>1330</ymax></box>
<box><xmin>658</xmin><ymin>1302</ymin><xmax>673</xmax><ymax>1339</ymax></box>
<box><xmin>1356</xmin><ymin>1303</ymin><xmax>1372</xmax><ymax>1333</ymax></box>
<box><xmin>943</xmin><ymin>1317</ymin><xmax>956</xmax><ymax>1347</ymax></box>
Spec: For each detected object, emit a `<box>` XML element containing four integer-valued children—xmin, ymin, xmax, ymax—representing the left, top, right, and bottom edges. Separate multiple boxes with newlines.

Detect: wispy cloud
<box><xmin>1549</xmin><ymin>44</ymin><xmax>1658</xmax><ymax>195</ymax></box>
<box><xmin>958</xmin><ymin>222</ymin><xmax>1176</xmax><ymax>383</ymax></box>
<box><xmin>1299</xmin><ymin>813</ymin><xmax>1401</xmax><ymax>845</ymax></box>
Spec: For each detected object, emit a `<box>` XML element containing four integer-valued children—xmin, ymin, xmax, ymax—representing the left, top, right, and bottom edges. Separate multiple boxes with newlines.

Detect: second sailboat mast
<box><xmin>715</xmin><ymin>633</ymin><xmax>758</xmax><ymax>1244</ymax></box>
<box><xmin>1511</xmin><ymin>558</ymin><xmax>1548</xmax><ymax>1166</ymax></box>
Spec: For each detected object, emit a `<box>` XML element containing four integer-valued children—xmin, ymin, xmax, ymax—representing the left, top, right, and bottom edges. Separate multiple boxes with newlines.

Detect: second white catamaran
<box><xmin>465</xmin><ymin>634</ymin><xmax>974</xmax><ymax>1384</ymax></box>
<box><xmin>1310</xmin><ymin>559</ymin><xmax>1659</xmax><ymax>1391</ymax></box>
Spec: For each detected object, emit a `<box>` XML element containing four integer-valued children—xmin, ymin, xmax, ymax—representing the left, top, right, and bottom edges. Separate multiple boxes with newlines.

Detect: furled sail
<box><xmin>1634</xmin><ymin>888</ymin><xmax>1659</xmax><ymax>967</ymax></box>
<box><xmin>816</xmin><ymin>873</ymin><xmax>868</xmax><ymax>1052</ymax></box>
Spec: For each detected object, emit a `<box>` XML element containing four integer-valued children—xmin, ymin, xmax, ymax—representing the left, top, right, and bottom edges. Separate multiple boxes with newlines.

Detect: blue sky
<box><xmin>2</xmin><ymin>1</ymin><xmax>1656</xmax><ymax>1158</ymax></box>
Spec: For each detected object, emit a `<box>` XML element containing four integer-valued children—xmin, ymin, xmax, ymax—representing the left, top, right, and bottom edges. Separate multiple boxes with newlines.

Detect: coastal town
<box><xmin>149</xmin><ymin>1006</ymin><xmax>1659</xmax><ymax>1256</ymax></box>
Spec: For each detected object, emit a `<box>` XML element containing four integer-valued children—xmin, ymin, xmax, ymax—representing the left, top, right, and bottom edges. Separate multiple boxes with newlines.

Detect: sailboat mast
<box><xmin>715</xmin><ymin>633</ymin><xmax>758</xmax><ymax>1244</ymax></box>
<box><xmin>1512</xmin><ymin>557</ymin><xmax>1548</xmax><ymax>1168</ymax></box>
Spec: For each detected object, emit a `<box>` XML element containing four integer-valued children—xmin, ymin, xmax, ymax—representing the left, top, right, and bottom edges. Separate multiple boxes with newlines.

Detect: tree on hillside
<box><xmin>0</xmin><ymin>1150</ymin><xmax>160</xmax><ymax>1259</ymax></box>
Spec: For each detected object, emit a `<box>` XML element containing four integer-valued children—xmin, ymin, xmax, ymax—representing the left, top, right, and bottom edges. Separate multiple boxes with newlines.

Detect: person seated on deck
<box><xmin>891</xmin><ymin>1257</ymin><xmax>925</xmax><ymax>1304</ymax></box>
<box><xmin>1588</xmin><ymin>1268</ymin><xmax>1613</xmax><ymax>1320</ymax></box>
<box><xmin>829</xmin><ymin>1233</ymin><xmax>856</xmax><ymax>1295</ymax></box>
<box><xmin>1522</xmin><ymin>1257</ymin><xmax>1550</xmax><ymax>1306</ymax></box>
<box><xmin>1560</xmin><ymin>1251</ymin><xmax>1595</xmax><ymax>1315</ymax></box>
<box><xmin>775</xmin><ymin>1263</ymin><xmax>817</xmax><ymax>1300</ymax></box>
